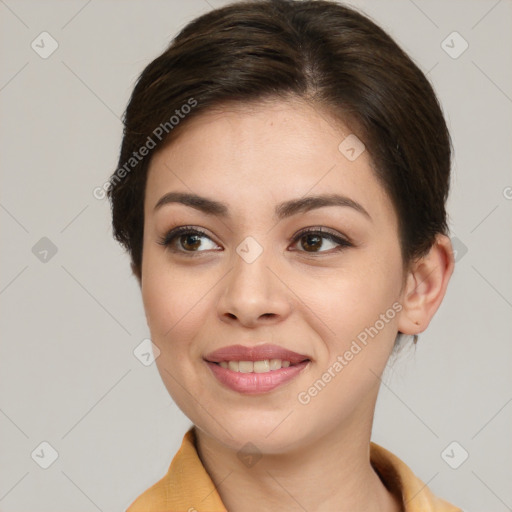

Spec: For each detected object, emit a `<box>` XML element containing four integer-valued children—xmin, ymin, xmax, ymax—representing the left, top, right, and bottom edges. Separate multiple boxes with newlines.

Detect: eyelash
<box><xmin>157</xmin><ymin>225</ymin><xmax>353</xmax><ymax>256</ymax></box>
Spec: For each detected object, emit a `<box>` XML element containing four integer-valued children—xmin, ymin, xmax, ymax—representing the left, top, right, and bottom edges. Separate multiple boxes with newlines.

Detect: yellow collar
<box><xmin>127</xmin><ymin>427</ymin><xmax>461</xmax><ymax>512</ymax></box>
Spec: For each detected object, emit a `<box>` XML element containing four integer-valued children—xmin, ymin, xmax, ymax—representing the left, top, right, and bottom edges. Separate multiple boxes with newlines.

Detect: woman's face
<box><xmin>141</xmin><ymin>99</ymin><xmax>408</xmax><ymax>453</ymax></box>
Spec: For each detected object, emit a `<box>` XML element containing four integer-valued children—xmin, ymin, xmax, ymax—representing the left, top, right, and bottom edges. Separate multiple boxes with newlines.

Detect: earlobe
<box><xmin>397</xmin><ymin>234</ymin><xmax>455</xmax><ymax>336</ymax></box>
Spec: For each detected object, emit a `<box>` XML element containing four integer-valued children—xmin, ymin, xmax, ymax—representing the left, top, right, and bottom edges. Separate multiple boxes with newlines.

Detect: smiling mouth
<box><xmin>205</xmin><ymin>345</ymin><xmax>311</xmax><ymax>394</ymax></box>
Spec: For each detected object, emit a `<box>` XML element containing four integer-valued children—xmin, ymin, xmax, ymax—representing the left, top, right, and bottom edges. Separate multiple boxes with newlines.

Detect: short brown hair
<box><xmin>107</xmin><ymin>0</ymin><xmax>452</xmax><ymax>281</ymax></box>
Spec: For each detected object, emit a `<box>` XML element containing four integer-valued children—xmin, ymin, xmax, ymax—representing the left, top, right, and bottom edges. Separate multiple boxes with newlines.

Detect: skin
<box><xmin>138</xmin><ymin>98</ymin><xmax>454</xmax><ymax>512</ymax></box>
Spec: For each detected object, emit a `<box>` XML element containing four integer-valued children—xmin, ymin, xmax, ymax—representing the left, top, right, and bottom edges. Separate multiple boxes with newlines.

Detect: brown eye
<box><xmin>180</xmin><ymin>233</ymin><xmax>202</xmax><ymax>251</ymax></box>
<box><xmin>157</xmin><ymin>226</ymin><xmax>219</xmax><ymax>254</ymax></box>
<box><xmin>291</xmin><ymin>228</ymin><xmax>352</xmax><ymax>254</ymax></box>
<box><xmin>301</xmin><ymin>233</ymin><xmax>323</xmax><ymax>252</ymax></box>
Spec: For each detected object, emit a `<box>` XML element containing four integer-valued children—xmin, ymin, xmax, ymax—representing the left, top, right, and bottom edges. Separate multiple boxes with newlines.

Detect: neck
<box><xmin>195</xmin><ymin>406</ymin><xmax>402</xmax><ymax>512</ymax></box>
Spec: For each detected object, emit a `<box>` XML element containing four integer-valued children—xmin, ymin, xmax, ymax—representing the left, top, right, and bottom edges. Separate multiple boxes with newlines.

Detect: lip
<box><xmin>205</xmin><ymin>360</ymin><xmax>310</xmax><ymax>394</ymax></box>
<box><xmin>204</xmin><ymin>344</ymin><xmax>310</xmax><ymax>365</ymax></box>
<box><xmin>204</xmin><ymin>344</ymin><xmax>311</xmax><ymax>395</ymax></box>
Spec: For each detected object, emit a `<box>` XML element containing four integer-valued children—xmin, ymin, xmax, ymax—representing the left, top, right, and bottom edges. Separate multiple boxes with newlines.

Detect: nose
<box><xmin>216</xmin><ymin>243</ymin><xmax>292</xmax><ymax>328</ymax></box>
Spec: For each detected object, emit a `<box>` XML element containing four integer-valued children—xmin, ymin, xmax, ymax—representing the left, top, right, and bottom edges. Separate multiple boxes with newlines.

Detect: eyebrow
<box><xmin>153</xmin><ymin>191</ymin><xmax>372</xmax><ymax>221</ymax></box>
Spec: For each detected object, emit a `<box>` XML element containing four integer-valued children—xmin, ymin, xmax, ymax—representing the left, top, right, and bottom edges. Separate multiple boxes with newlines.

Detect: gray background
<box><xmin>1</xmin><ymin>0</ymin><xmax>511</xmax><ymax>510</ymax></box>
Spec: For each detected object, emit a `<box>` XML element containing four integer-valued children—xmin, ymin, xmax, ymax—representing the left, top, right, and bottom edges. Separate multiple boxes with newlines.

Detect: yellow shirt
<box><xmin>127</xmin><ymin>427</ymin><xmax>462</xmax><ymax>512</ymax></box>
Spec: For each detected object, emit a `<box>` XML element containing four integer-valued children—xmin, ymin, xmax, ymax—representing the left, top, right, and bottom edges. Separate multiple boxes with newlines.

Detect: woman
<box><xmin>107</xmin><ymin>0</ymin><xmax>460</xmax><ymax>510</ymax></box>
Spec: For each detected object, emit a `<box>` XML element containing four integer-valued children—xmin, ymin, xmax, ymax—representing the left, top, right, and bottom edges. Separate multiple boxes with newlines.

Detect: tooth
<box><xmin>253</xmin><ymin>360</ymin><xmax>270</xmax><ymax>373</ymax></box>
<box><xmin>269</xmin><ymin>359</ymin><xmax>282</xmax><ymax>370</ymax></box>
<box><xmin>221</xmin><ymin>359</ymin><xmax>293</xmax><ymax>372</ymax></box>
<box><xmin>238</xmin><ymin>361</ymin><xmax>254</xmax><ymax>373</ymax></box>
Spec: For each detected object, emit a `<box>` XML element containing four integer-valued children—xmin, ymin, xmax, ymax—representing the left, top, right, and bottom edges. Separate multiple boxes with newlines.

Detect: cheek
<box><xmin>141</xmin><ymin>253</ymin><xmax>209</xmax><ymax>414</ymax></box>
<box><xmin>295</xmin><ymin>271</ymin><xmax>401</xmax><ymax>421</ymax></box>
<box><xmin>143</xmin><ymin>272</ymin><xmax>197</xmax><ymax>338</ymax></box>
<box><xmin>302</xmin><ymin>251</ymin><xmax>403</xmax><ymax>372</ymax></box>
<box><xmin>141</xmin><ymin>248</ymin><xmax>215</xmax><ymax>354</ymax></box>
<box><xmin>303</xmin><ymin>264</ymin><xmax>400</xmax><ymax>336</ymax></box>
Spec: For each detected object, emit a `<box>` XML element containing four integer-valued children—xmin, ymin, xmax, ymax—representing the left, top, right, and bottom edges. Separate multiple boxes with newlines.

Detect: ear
<box><xmin>397</xmin><ymin>234</ymin><xmax>455</xmax><ymax>336</ymax></box>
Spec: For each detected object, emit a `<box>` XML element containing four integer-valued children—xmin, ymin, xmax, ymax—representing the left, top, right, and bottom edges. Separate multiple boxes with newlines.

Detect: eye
<box><xmin>290</xmin><ymin>227</ymin><xmax>352</xmax><ymax>254</ymax></box>
<box><xmin>157</xmin><ymin>225</ymin><xmax>353</xmax><ymax>256</ymax></box>
<box><xmin>157</xmin><ymin>226</ymin><xmax>220</xmax><ymax>254</ymax></box>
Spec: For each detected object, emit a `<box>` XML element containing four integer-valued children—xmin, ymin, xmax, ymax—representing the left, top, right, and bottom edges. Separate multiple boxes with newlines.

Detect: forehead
<box><xmin>144</xmin><ymin>99</ymin><xmax>397</xmax><ymax>229</ymax></box>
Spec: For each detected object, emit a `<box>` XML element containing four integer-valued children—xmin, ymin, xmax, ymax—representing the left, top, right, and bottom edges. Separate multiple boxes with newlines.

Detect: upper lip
<box><xmin>204</xmin><ymin>344</ymin><xmax>310</xmax><ymax>364</ymax></box>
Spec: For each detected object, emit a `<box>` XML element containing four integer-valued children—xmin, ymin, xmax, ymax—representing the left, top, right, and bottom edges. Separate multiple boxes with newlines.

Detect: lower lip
<box><xmin>205</xmin><ymin>360</ymin><xmax>310</xmax><ymax>394</ymax></box>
